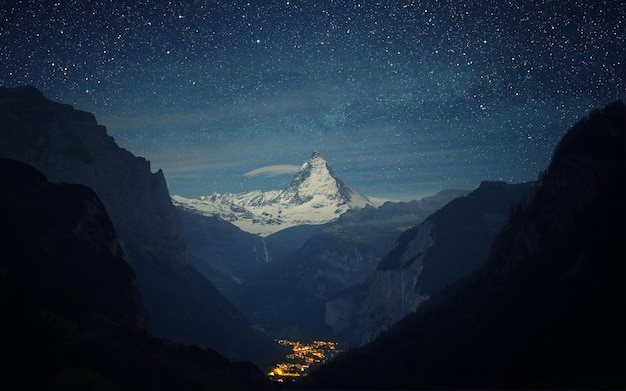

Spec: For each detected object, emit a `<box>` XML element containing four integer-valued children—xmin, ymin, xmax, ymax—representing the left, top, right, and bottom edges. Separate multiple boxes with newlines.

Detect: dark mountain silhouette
<box><xmin>177</xmin><ymin>207</ymin><xmax>327</xmax><ymax>297</ymax></box>
<box><xmin>327</xmin><ymin>180</ymin><xmax>533</xmax><ymax>347</ymax></box>
<box><xmin>0</xmin><ymin>158</ymin><xmax>146</xmax><ymax>329</ymax></box>
<box><xmin>0</xmin><ymin>158</ymin><xmax>275</xmax><ymax>390</ymax></box>
<box><xmin>306</xmin><ymin>100</ymin><xmax>626</xmax><ymax>389</ymax></box>
<box><xmin>176</xmin><ymin>210</ymin><xmax>264</xmax><ymax>294</ymax></box>
<box><xmin>381</xmin><ymin>181</ymin><xmax>534</xmax><ymax>295</ymax></box>
<box><xmin>0</xmin><ymin>85</ymin><xmax>276</xmax><ymax>365</ymax></box>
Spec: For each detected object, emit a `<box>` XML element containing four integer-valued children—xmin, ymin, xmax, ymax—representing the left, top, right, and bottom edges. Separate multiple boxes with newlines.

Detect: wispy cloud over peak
<box><xmin>244</xmin><ymin>165</ymin><xmax>301</xmax><ymax>177</ymax></box>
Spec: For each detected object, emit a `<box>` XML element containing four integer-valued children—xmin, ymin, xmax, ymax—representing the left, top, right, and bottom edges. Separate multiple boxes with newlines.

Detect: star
<box><xmin>0</xmin><ymin>0</ymin><xmax>623</xmax><ymax>201</ymax></box>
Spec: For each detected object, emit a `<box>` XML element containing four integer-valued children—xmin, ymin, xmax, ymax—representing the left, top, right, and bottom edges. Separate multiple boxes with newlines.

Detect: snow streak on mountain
<box><xmin>172</xmin><ymin>151</ymin><xmax>373</xmax><ymax>236</ymax></box>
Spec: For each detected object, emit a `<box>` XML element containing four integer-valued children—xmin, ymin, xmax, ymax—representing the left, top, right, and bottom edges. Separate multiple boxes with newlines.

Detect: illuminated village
<box><xmin>267</xmin><ymin>339</ymin><xmax>341</xmax><ymax>383</ymax></box>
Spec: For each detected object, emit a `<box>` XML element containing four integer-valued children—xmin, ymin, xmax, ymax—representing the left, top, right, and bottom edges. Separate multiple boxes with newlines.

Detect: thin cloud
<box><xmin>244</xmin><ymin>165</ymin><xmax>301</xmax><ymax>177</ymax></box>
<box><xmin>133</xmin><ymin>142</ymin><xmax>254</xmax><ymax>178</ymax></box>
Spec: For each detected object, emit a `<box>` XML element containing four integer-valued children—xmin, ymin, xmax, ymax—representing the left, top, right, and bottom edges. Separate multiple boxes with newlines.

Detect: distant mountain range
<box><xmin>173</xmin><ymin>150</ymin><xmax>374</xmax><ymax>236</ymax></box>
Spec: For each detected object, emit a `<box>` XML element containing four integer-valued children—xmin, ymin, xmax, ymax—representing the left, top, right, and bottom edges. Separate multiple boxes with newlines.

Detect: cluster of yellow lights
<box><xmin>267</xmin><ymin>339</ymin><xmax>341</xmax><ymax>382</ymax></box>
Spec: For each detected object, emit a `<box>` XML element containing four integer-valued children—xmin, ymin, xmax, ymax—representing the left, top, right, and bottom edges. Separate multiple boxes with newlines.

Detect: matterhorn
<box><xmin>172</xmin><ymin>151</ymin><xmax>373</xmax><ymax>236</ymax></box>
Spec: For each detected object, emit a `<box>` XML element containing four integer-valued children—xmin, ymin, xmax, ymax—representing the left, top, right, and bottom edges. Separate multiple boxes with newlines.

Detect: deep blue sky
<box><xmin>2</xmin><ymin>1</ymin><xmax>624</xmax><ymax>200</ymax></box>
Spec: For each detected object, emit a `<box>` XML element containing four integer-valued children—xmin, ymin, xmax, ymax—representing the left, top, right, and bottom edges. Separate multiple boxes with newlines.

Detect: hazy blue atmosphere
<box><xmin>2</xmin><ymin>0</ymin><xmax>624</xmax><ymax>200</ymax></box>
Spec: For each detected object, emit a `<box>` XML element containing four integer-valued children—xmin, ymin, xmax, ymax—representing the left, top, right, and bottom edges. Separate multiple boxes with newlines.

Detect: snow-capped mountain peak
<box><xmin>280</xmin><ymin>150</ymin><xmax>366</xmax><ymax>206</ymax></box>
<box><xmin>172</xmin><ymin>151</ymin><xmax>372</xmax><ymax>236</ymax></box>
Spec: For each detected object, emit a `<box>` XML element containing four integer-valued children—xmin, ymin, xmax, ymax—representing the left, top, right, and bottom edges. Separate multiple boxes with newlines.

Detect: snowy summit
<box><xmin>172</xmin><ymin>151</ymin><xmax>373</xmax><ymax>236</ymax></box>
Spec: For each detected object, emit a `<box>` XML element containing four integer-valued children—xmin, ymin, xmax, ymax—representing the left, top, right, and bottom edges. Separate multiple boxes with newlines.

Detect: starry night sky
<box><xmin>2</xmin><ymin>0</ymin><xmax>624</xmax><ymax>200</ymax></box>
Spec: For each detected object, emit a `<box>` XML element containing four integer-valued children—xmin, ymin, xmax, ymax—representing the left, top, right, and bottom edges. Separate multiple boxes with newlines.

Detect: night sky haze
<box><xmin>2</xmin><ymin>0</ymin><xmax>624</xmax><ymax>200</ymax></box>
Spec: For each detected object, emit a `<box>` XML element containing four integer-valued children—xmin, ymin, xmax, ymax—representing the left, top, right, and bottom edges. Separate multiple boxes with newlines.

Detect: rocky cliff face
<box><xmin>326</xmin><ymin>221</ymin><xmax>434</xmax><ymax>345</ymax></box>
<box><xmin>327</xmin><ymin>181</ymin><xmax>533</xmax><ymax>346</ymax></box>
<box><xmin>0</xmin><ymin>158</ymin><xmax>148</xmax><ymax>329</ymax></box>
<box><xmin>0</xmin><ymin>86</ymin><xmax>185</xmax><ymax>270</ymax></box>
<box><xmin>0</xmin><ymin>86</ymin><xmax>274</xmax><ymax>364</ymax></box>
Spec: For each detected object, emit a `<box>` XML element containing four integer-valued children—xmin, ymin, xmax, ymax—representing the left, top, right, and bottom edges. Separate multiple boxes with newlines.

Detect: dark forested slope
<box><xmin>307</xmin><ymin>100</ymin><xmax>626</xmax><ymax>390</ymax></box>
<box><xmin>0</xmin><ymin>159</ymin><xmax>275</xmax><ymax>390</ymax></box>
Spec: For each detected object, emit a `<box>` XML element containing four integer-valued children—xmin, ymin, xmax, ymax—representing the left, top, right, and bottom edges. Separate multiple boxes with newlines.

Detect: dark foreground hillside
<box><xmin>0</xmin><ymin>159</ymin><xmax>275</xmax><ymax>390</ymax></box>
<box><xmin>306</xmin><ymin>100</ymin><xmax>626</xmax><ymax>389</ymax></box>
<box><xmin>0</xmin><ymin>86</ymin><xmax>277</xmax><ymax>365</ymax></box>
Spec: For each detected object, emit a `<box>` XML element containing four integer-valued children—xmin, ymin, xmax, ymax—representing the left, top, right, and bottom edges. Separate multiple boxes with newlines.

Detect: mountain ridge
<box><xmin>325</xmin><ymin>180</ymin><xmax>534</xmax><ymax>347</ymax></box>
<box><xmin>0</xmin><ymin>85</ymin><xmax>277</xmax><ymax>366</ymax></box>
<box><xmin>173</xmin><ymin>150</ymin><xmax>373</xmax><ymax>236</ymax></box>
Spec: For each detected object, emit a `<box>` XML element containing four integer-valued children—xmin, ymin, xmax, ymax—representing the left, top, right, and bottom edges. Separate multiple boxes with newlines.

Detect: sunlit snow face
<box><xmin>2</xmin><ymin>1</ymin><xmax>624</xmax><ymax>200</ymax></box>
